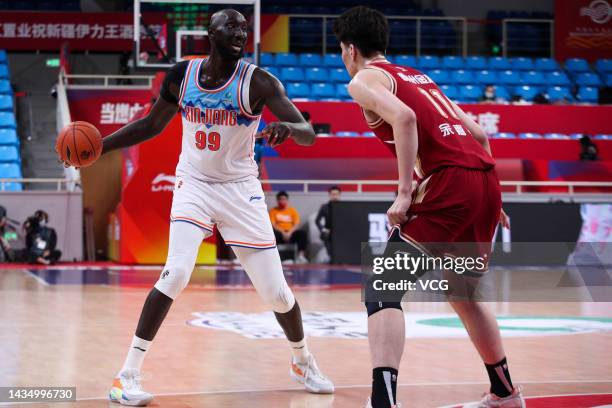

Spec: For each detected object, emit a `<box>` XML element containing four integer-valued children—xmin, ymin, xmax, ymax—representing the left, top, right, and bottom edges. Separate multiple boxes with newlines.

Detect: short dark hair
<box><xmin>301</xmin><ymin>111</ymin><xmax>311</xmax><ymax>122</ymax></box>
<box><xmin>333</xmin><ymin>6</ymin><xmax>388</xmax><ymax>58</ymax></box>
<box><xmin>276</xmin><ymin>191</ymin><xmax>289</xmax><ymax>200</ymax></box>
<box><xmin>328</xmin><ymin>186</ymin><xmax>341</xmax><ymax>193</ymax></box>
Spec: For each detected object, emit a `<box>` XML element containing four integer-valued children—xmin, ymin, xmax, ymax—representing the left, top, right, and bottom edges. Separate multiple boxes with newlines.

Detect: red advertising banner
<box><xmin>264</xmin><ymin>101</ymin><xmax>612</xmax><ymax>136</ymax></box>
<box><xmin>555</xmin><ymin>0</ymin><xmax>612</xmax><ymax>62</ymax></box>
<box><xmin>0</xmin><ymin>12</ymin><xmax>167</xmax><ymax>51</ymax></box>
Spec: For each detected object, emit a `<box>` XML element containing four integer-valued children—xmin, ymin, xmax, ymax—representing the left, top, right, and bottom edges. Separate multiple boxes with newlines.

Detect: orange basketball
<box><xmin>56</xmin><ymin>121</ymin><xmax>102</xmax><ymax>168</ymax></box>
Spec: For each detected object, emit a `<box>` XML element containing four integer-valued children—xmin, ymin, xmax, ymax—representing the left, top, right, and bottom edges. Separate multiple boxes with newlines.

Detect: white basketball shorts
<box><xmin>170</xmin><ymin>175</ymin><xmax>276</xmax><ymax>249</ymax></box>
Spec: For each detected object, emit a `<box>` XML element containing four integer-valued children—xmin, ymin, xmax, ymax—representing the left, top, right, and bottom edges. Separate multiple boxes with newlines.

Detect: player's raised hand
<box><xmin>261</xmin><ymin>122</ymin><xmax>291</xmax><ymax>147</ymax></box>
<box><xmin>387</xmin><ymin>192</ymin><xmax>411</xmax><ymax>226</ymax></box>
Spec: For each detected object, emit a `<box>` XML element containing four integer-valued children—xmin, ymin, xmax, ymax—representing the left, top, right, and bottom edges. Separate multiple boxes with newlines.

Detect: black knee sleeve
<box><xmin>365</xmin><ymin>300</ymin><xmax>403</xmax><ymax>317</ymax></box>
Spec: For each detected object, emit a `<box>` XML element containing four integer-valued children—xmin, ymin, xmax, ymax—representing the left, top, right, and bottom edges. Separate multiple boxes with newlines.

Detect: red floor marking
<box><xmin>446</xmin><ymin>393</ymin><xmax>612</xmax><ymax>408</ymax></box>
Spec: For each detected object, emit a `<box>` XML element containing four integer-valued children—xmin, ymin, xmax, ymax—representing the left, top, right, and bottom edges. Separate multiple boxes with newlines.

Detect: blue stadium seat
<box><xmin>519</xmin><ymin>132</ymin><xmax>542</xmax><ymax>139</ymax></box>
<box><xmin>0</xmin><ymin>128</ymin><xmax>18</xmax><ymax>145</ymax></box>
<box><xmin>286</xmin><ymin>82</ymin><xmax>310</xmax><ymax>99</ymax></box>
<box><xmin>547</xmin><ymin>86</ymin><xmax>571</xmax><ymax>102</ymax></box>
<box><xmin>488</xmin><ymin>57</ymin><xmax>512</xmax><ymax>70</ymax></box>
<box><xmin>474</xmin><ymin>70</ymin><xmax>498</xmax><ymax>84</ymax></box>
<box><xmin>0</xmin><ymin>162</ymin><xmax>22</xmax><ymax>191</ymax></box>
<box><xmin>466</xmin><ymin>56</ymin><xmax>487</xmax><ymax>70</ymax></box>
<box><xmin>0</xmin><ymin>94</ymin><xmax>12</xmax><ymax>111</ymax></box>
<box><xmin>510</xmin><ymin>57</ymin><xmax>534</xmax><ymax>70</ymax></box>
<box><xmin>419</xmin><ymin>55</ymin><xmax>440</xmax><ymax>70</ymax></box>
<box><xmin>606</xmin><ymin>73</ymin><xmax>612</xmax><ymax>87</ymax></box>
<box><xmin>329</xmin><ymin>68</ymin><xmax>350</xmax><ymax>83</ymax></box>
<box><xmin>442</xmin><ymin>56</ymin><xmax>463</xmax><ymax>70</ymax></box>
<box><xmin>521</xmin><ymin>70</ymin><xmax>545</xmax><ymax>85</ymax></box>
<box><xmin>0</xmin><ymin>50</ymin><xmax>6</xmax><ymax>64</ymax></box>
<box><xmin>311</xmin><ymin>82</ymin><xmax>336</xmax><ymax>99</ymax></box>
<box><xmin>0</xmin><ymin>112</ymin><xmax>16</xmax><ymax>128</ymax></box>
<box><xmin>394</xmin><ymin>55</ymin><xmax>417</xmax><ymax>67</ymax></box>
<box><xmin>335</xmin><ymin>131</ymin><xmax>360</xmax><ymax>137</ymax></box>
<box><xmin>451</xmin><ymin>70</ymin><xmax>474</xmax><ymax>84</ymax></box>
<box><xmin>0</xmin><ymin>145</ymin><xmax>18</xmax><ymax>162</ymax></box>
<box><xmin>305</xmin><ymin>68</ymin><xmax>328</xmax><ymax>82</ymax></box>
<box><xmin>576</xmin><ymin>72</ymin><xmax>601</xmax><ymax>86</ymax></box>
<box><xmin>0</xmin><ymin>65</ymin><xmax>8</xmax><ymax>79</ymax></box>
<box><xmin>261</xmin><ymin>66</ymin><xmax>279</xmax><ymax>79</ymax></box>
<box><xmin>429</xmin><ymin>69</ymin><xmax>450</xmax><ymax>84</ymax></box>
<box><xmin>494</xmin><ymin>85</ymin><xmax>510</xmax><ymax>100</ymax></box>
<box><xmin>335</xmin><ymin>83</ymin><xmax>350</xmax><ymax>100</ymax></box>
<box><xmin>594</xmin><ymin>134</ymin><xmax>612</xmax><ymax>140</ymax></box>
<box><xmin>275</xmin><ymin>53</ymin><xmax>298</xmax><ymax>66</ymax></box>
<box><xmin>595</xmin><ymin>58</ymin><xmax>612</xmax><ymax>73</ymax></box>
<box><xmin>498</xmin><ymin>70</ymin><xmax>522</xmax><ymax>85</ymax></box>
<box><xmin>565</xmin><ymin>58</ymin><xmax>590</xmax><ymax>73</ymax></box>
<box><xmin>577</xmin><ymin>87</ymin><xmax>599</xmax><ymax>103</ymax></box>
<box><xmin>459</xmin><ymin>85</ymin><xmax>482</xmax><ymax>101</ymax></box>
<box><xmin>544</xmin><ymin>133</ymin><xmax>570</xmax><ymax>140</ymax></box>
<box><xmin>260</xmin><ymin>53</ymin><xmax>274</xmax><ymax>66</ymax></box>
<box><xmin>514</xmin><ymin>85</ymin><xmax>538</xmax><ymax>101</ymax></box>
<box><xmin>490</xmin><ymin>132</ymin><xmax>516</xmax><ymax>139</ymax></box>
<box><xmin>534</xmin><ymin>58</ymin><xmax>559</xmax><ymax>71</ymax></box>
<box><xmin>280</xmin><ymin>67</ymin><xmax>304</xmax><ymax>82</ymax></box>
<box><xmin>440</xmin><ymin>84</ymin><xmax>458</xmax><ymax>100</ymax></box>
<box><xmin>361</xmin><ymin>131</ymin><xmax>376</xmax><ymax>137</ymax></box>
<box><xmin>547</xmin><ymin>71</ymin><xmax>571</xmax><ymax>86</ymax></box>
<box><xmin>298</xmin><ymin>53</ymin><xmax>323</xmax><ymax>67</ymax></box>
<box><xmin>569</xmin><ymin>133</ymin><xmax>584</xmax><ymax>140</ymax></box>
<box><xmin>323</xmin><ymin>54</ymin><xmax>343</xmax><ymax>68</ymax></box>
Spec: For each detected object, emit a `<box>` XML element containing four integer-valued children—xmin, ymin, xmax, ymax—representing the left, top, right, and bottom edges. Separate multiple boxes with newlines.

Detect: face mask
<box><xmin>485</xmin><ymin>91</ymin><xmax>494</xmax><ymax>98</ymax></box>
<box><xmin>40</xmin><ymin>220</ymin><xmax>47</xmax><ymax>227</ymax></box>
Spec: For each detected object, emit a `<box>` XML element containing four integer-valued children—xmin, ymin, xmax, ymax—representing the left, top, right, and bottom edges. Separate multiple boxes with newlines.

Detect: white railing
<box><xmin>62</xmin><ymin>74</ymin><xmax>155</xmax><ymax>89</ymax></box>
<box><xmin>261</xmin><ymin>179</ymin><xmax>612</xmax><ymax>195</ymax></box>
<box><xmin>501</xmin><ymin>18</ymin><xmax>554</xmax><ymax>58</ymax></box>
<box><xmin>0</xmin><ymin>178</ymin><xmax>74</xmax><ymax>191</ymax></box>
<box><xmin>288</xmin><ymin>14</ymin><xmax>468</xmax><ymax>57</ymax></box>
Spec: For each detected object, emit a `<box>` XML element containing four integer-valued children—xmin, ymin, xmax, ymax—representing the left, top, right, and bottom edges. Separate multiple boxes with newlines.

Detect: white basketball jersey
<box><xmin>176</xmin><ymin>58</ymin><xmax>261</xmax><ymax>182</ymax></box>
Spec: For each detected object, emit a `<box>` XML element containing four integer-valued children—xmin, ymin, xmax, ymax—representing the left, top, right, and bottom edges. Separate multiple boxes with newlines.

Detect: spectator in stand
<box><xmin>579</xmin><ymin>135</ymin><xmax>599</xmax><ymax>161</ymax></box>
<box><xmin>301</xmin><ymin>111</ymin><xmax>312</xmax><ymax>125</ymax></box>
<box><xmin>23</xmin><ymin>210</ymin><xmax>61</xmax><ymax>265</ymax></box>
<box><xmin>479</xmin><ymin>84</ymin><xmax>505</xmax><ymax>104</ymax></box>
<box><xmin>269</xmin><ymin>191</ymin><xmax>308</xmax><ymax>263</ymax></box>
<box><xmin>315</xmin><ymin>186</ymin><xmax>341</xmax><ymax>261</ymax></box>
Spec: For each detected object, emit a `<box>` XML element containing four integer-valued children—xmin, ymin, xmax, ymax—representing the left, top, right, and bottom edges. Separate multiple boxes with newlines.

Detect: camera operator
<box><xmin>23</xmin><ymin>210</ymin><xmax>61</xmax><ymax>265</ymax></box>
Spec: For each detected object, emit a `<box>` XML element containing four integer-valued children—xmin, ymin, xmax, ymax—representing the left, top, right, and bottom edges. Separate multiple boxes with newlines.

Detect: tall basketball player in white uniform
<box><xmin>77</xmin><ymin>9</ymin><xmax>334</xmax><ymax>406</ymax></box>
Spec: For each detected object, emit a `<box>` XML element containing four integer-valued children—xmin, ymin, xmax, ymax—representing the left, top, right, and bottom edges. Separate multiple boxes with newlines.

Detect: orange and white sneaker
<box><xmin>463</xmin><ymin>386</ymin><xmax>525</xmax><ymax>408</ymax></box>
<box><xmin>290</xmin><ymin>354</ymin><xmax>335</xmax><ymax>394</ymax></box>
<box><xmin>364</xmin><ymin>397</ymin><xmax>401</xmax><ymax>408</ymax></box>
<box><xmin>109</xmin><ymin>369</ymin><xmax>154</xmax><ymax>406</ymax></box>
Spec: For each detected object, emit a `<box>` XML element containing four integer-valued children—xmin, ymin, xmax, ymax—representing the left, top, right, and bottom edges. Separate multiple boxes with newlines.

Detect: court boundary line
<box><xmin>68</xmin><ymin>380</ymin><xmax>612</xmax><ymax>402</ymax></box>
<box><xmin>23</xmin><ymin>269</ymin><xmax>49</xmax><ymax>286</ymax></box>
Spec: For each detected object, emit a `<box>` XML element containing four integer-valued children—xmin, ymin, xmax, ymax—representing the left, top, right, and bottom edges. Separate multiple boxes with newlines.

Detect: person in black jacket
<box><xmin>23</xmin><ymin>210</ymin><xmax>61</xmax><ymax>265</ymax></box>
<box><xmin>315</xmin><ymin>186</ymin><xmax>341</xmax><ymax>260</ymax></box>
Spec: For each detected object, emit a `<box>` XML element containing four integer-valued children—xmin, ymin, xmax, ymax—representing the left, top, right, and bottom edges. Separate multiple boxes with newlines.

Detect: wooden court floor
<box><xmin>0</xmin><ymin>267</ymin><xmax>611</xmax><ymax>407</ymax></box>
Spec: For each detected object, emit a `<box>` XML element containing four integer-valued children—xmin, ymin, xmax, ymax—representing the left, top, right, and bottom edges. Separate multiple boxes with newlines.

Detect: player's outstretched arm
<box><xmin>101</xmin><ymin>97</ymin><xmax>178</xmax><ymax>154</ymax></box>
<box><xmin>251</xmin><ymin>68</ymin><xmax>315</xmax><ymax>147</ymax></box>
<box><xmin>348</xmin><ymin>69</ymin><xmax>417</xmax><ymax>226</ymax></box>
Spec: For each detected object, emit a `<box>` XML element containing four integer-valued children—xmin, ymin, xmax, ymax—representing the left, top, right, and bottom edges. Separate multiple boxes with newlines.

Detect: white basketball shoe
<box><xmin>109</xmin><ymin>369</ymin><xmax>154</xmax><ymax>406</ymax></box>
<box><xmin>463</xmin><ymin>386</ymin><xmax>525</xmax><ymax>408</ymax></box>
<box><xmin>290</xmin><ymin>354</ymin><xmax>335</xmax><ymax>394</ymax></box>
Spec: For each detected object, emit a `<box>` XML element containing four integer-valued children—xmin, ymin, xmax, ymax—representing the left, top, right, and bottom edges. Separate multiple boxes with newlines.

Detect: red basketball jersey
<box><xmin>363</xmin><ymin>61</ymin><xmax>495</xmax><ymax>179</ymax></box>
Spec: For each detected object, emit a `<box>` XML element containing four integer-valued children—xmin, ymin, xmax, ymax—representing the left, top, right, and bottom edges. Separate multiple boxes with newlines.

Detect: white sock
<box><xmin>118</xmin><ymin>336</ymin><xmax>151</xmax><ymax>376</ymax></box>
<box><xmin>290</xmin><ymin>338</ymin><xmax>310</xmax><ymax>364</ymax></box>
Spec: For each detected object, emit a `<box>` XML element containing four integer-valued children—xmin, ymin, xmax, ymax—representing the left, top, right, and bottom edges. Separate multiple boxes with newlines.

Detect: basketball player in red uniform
<box><xmin>333</xmin><ymin>7</ymin><xmax>523</xmax><ymax>408</ymax></box>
